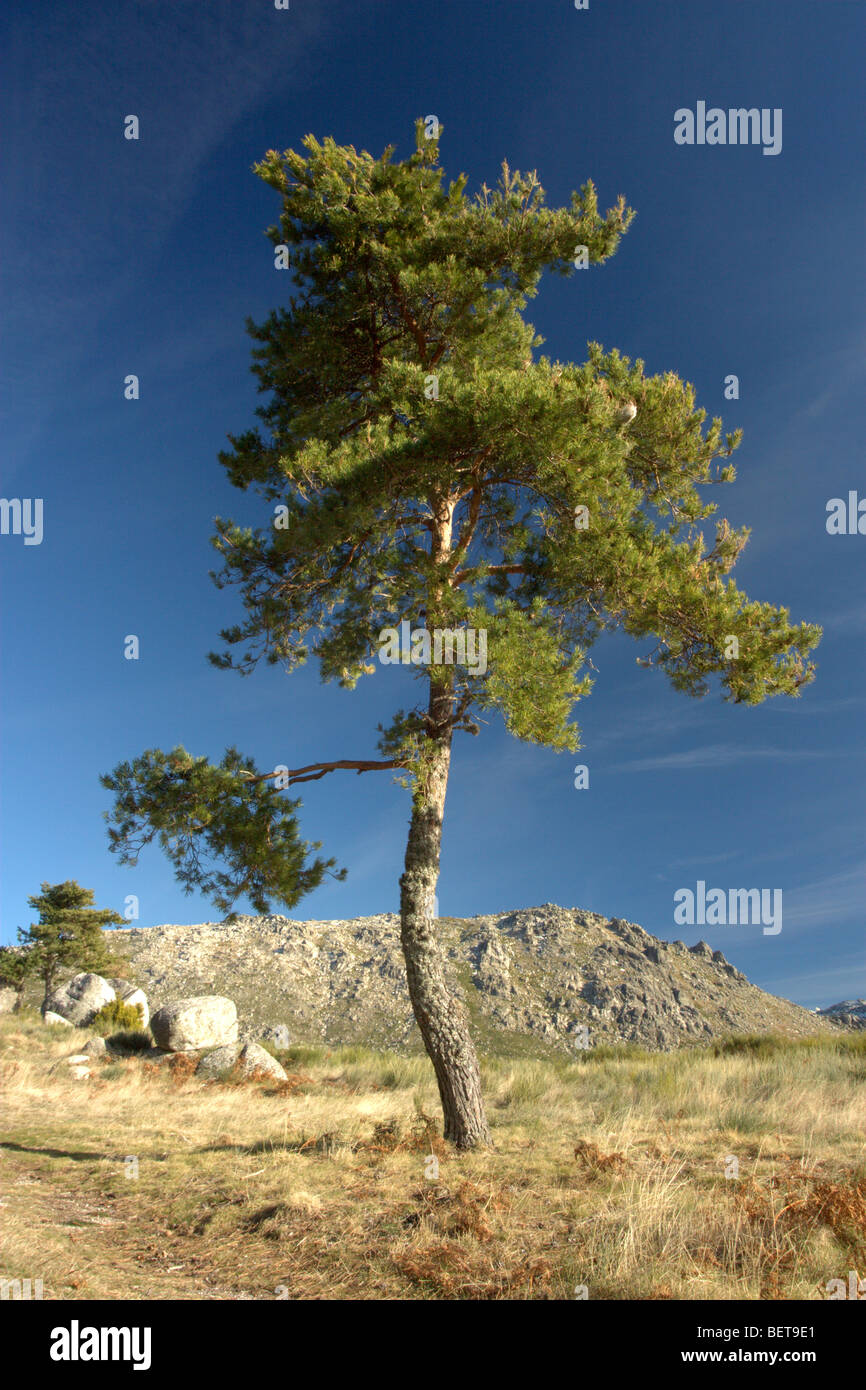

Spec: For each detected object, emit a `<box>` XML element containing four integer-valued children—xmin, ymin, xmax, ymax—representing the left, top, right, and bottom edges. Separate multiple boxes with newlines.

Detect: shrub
<box><xmin>710</xmin><ymin>1034</ymin><xmax>784</xmax><ymax>1058</ymax></box>
<box><xmin>106</xmin><ymin>1029</ymin><xmax>151</xmax><ymax>1052</ymax></box>
<box><xmin>91</xmin><ymin>997</ymin><xmax>145</xmax><ymax>1035</ymax></box>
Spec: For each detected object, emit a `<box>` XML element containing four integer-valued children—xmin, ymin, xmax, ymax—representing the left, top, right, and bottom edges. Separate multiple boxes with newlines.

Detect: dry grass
<box><xmin>2</xmin><ymin>1012</ymin><xmax>865</xmax><ymax>1300</ymax></box>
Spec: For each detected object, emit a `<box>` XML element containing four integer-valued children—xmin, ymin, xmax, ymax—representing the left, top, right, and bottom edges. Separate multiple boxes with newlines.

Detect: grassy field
<box><xmin>2</xmin><ymin>1012</ymin><xmax>865</xmax><ymax>1300</ymax></box>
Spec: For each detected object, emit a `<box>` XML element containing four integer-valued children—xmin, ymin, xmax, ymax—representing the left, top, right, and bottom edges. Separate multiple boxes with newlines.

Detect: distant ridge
<box><xmin>100</xmin><ymin>904</ymin><xmax>839</xmax><ymax>1056</ymax></box>
<box><xmin>816</xmin><ymin>1000</ymin><xmax>866</xmax><ymax>1030</ymax></box>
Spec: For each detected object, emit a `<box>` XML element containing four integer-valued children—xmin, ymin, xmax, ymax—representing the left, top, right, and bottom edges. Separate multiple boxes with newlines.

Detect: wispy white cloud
<box><xmin>766</xmin><ymin>694</ymin><xmax>865</xmax><ymax>715</ymax></box>
<box><xmin>668</xmin><ymin>850</ymin><xmax>740</xmax><ymax>869</ymax></box>
<box><xmin>820</xmin><ymin>605</ymin><xmax>866</xmax><ymax>635</ymax></box>
<box><xmin>778</xmin><ymin>861</ymin><xmax>866</xmax><ymax>932</ymax></box>
<box><xmin>0</xmin><ymin>0</ymin><xmax>336</xmax><ymax>454</ymax></box>
<box><xmin>792</xmin><ymin>329</ymin><xmax>866</xmax><ymax>424</ymax></box>
<box><xmin>609</xmin><ymin>743</ymin><xmax>835</xmax><ymax>774</ymax></box>
<box><xmin>762</xmin><ymin>953</ymin><xmax>866</xmax><ymax>1009</ymax></box>
<box><xmin>692</xmin><ymin>862</ymin><xmax>866</xmax><ymax>948</ymax></box>
<box><xmin>587</xmin><ymin>698</ymin><xmax>709</xmax><ymax>750</ymax></box>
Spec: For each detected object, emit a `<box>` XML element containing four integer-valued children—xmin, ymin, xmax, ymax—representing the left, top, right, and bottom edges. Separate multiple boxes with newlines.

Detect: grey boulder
<box><xmin>49</xmin><ymin>1053</ymin><xmax>91</xmax><ymax>1079</ymax></box>
<box><xmin>150</xmin><ymin>996</ymin><xmax>238</xmax><ymax>1052</ymax></box>
<box><xmin>0</xmin><ymin>987</ymin><xmax>18</xmax><ymax>1015</ymax></box>
<box><xmin>197</xmin><ymin>1040</ymin><xmax>287</xmax><ymax>1082</ymax></box>
<box><xmin>260</xmin><ymin>1023</ymin><xmax>290</xmax><ymax>1049</ymax></box>
<box><xmin>43</xmin><ymin>1010</ymin><xmax>74</xmax><ymax>1027</ymax></box>
<box><xmin>46</xmin><ymin>973</ymin><xmax>116</xmax><ymax>1026</ymax></box>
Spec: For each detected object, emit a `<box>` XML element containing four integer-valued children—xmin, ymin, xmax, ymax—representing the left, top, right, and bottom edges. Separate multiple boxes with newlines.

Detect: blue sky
<box><xmin>1</xmin><ymin>0</ymin><xmax>863</xmax><ymax>1009</ymax></box>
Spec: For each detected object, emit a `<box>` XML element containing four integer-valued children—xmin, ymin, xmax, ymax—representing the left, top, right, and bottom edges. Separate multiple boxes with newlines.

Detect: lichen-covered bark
<box><xmin>399</xmin><ymin>682</ymin><xmax>492</xmax><ymax>1150</ymax></box>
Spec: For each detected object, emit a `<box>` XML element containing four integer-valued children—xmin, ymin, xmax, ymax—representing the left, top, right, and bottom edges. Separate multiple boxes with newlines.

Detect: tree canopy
<box><xmin>18</xmin><ymin>880</ymin><xmax>127</xmax><ymax>1005</ymax></box>
<box><xmin>100</xmin><ymin>123</ymin><xmax>822</xmax><ymax>1146</ymax></box>
<box><xmin>103</xmin><ymin>123</ymin><xmax>818</xmax><ymax>918</ymax></box>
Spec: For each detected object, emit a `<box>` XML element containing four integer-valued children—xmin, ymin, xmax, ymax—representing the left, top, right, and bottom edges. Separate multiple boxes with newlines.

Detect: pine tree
<box><xmin>101</xmin><ymin>125</ymin><xmax>820</xmax><ymax>1148</ymax></box>
<box><xmin>0</xmin><ymin>946</ymin><xmax>29</xmax><ymax>1011</ymax></box>
<box><xmin>19</xmin><ymin>881</ymin><xmax>126</xmax><ymax>1009</ymax></box>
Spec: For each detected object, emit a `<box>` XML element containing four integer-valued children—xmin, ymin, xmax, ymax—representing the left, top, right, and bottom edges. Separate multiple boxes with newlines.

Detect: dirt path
<box><xmin>1</xmin><ymin>1148</ymin><xmax>253</xmax><ymax>1301</ymax></box>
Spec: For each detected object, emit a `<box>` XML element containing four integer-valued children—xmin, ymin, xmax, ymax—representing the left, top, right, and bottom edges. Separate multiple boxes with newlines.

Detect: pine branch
<box><xmin>238</xmin><ymin>757</ymin><xmax>406</xmax><ymax>786</ymax></box>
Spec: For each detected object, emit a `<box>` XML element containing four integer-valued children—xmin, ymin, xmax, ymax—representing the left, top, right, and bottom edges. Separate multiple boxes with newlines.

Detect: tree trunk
<box><xmin>398</xmin><ymin>682</ymin><xmax>492</xmax><ymax>1150</ymax></box>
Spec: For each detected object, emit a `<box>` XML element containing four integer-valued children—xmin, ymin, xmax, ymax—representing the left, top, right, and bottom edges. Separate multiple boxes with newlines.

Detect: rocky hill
<box><xmin>816</xmin><ymin>1000</ymin><xmax>866</xmax><ymax>1030</ymax></box>
<box><xmin>102</xmin><ymin>904</ymin><xmax>837</xmax><ymax>1057</ymax></box>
